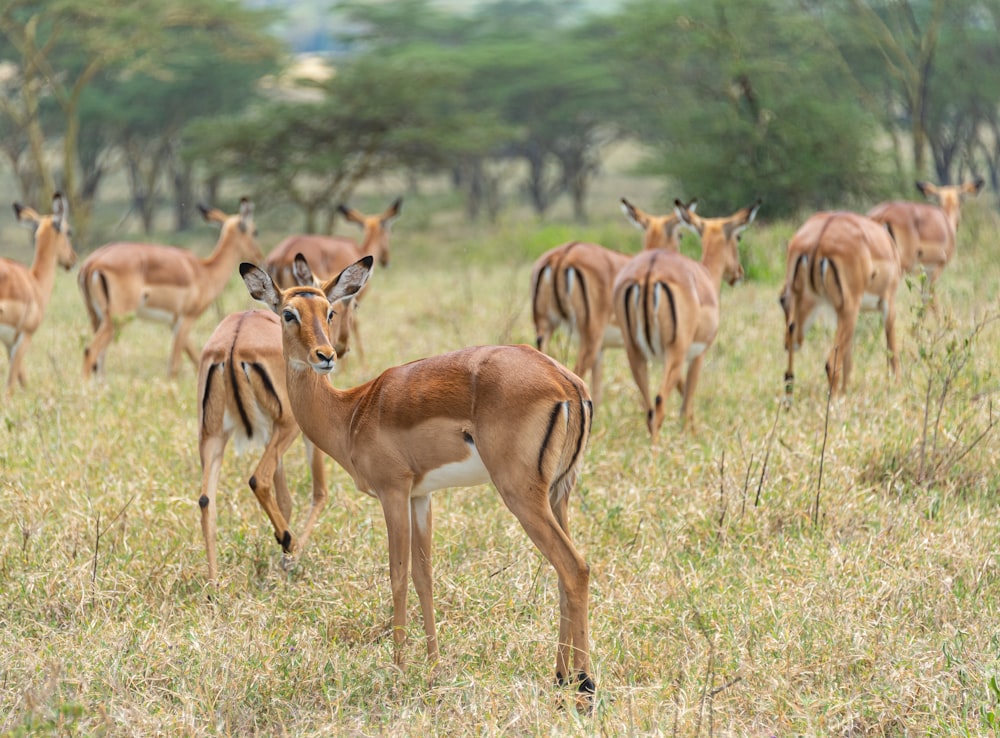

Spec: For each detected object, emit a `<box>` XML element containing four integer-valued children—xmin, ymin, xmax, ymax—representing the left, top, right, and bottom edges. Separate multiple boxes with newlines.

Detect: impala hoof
<box><xmin>280</xmin><ymin>551</ymin><xmax>299</xmax><ymax>572</ymax></box>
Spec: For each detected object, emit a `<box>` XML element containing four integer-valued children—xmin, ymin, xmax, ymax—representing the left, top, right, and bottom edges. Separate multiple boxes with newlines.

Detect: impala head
<box><xmin>241</xmin><ymin>254</ymin><xmax>373</xmax><ymax>375</ymax></box>
<box><xmin>13</xmin><ymin>192</ymin><xmax>77</xmax><ymax>270</ymax></box>
<box><xmin>915</xmin><ymin>178</ymin><xmax>984</xmax><ymax>229</ymax></box>
<box><xmin>198</xmin><ymin>197</ymin><xmax>265</xmax><ymax>264</ymax></box>
<box><xmin>337</xmin><ymin>197</ymin><xmax>403</xmax><ymax>268</ymax></box>
<box><xmin>620</xmin><ymin>197</ymin><xmax>694</xmax><ymax>251</ymax></box>
<box><xmin>675</xmin><ymin>198</ymin><xmax>761</xmax><ymax>286</ymax></box>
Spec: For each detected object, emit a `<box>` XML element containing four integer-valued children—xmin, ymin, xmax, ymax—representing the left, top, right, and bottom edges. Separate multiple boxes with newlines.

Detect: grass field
<box><xmin>1</xmin><ymin>180</ymin><xmax>999</xmax><ymax>736</ymax></box>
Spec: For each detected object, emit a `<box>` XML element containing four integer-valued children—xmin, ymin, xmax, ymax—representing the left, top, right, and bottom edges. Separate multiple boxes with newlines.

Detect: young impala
<box><xmin>0</xmin><ymin>193</ymin><xmax>77</xmax><ymax>395</ymax></box>
<box><xmin>197</xmin><ymin>309</ymin><xmax>330</xmax><ymax>583</ymax></box>
<box><xmin>779</xmin><ymin>211</ymin><xmax>901</xmax><ymax>398</ymax></box>
<box><xmin>866</xmin><ymin>179</ymin><xmax>983</xmax><ymax>290</ymax></box>
<box><xmin>529</xmin><ymin>198</ymin><xmax>690</xmax><ymax>404</ymax></box>
<box><xmin>613</xmin><ymin>199</ymin><xmax>760</xmax><ymax>441</ymax></box>
<box><xmin>78</xmin><ymin>198</ymin><xmax>263</xmax><ymax>379</ymax></box>
<box><xmin>264</xmin><ymin>197</ymin><xmax>402</xmax><ymax>361</ymax></box>
<box><xmin>241</xmin><ymin>254</ymin><xmax>596</xmax><ymax>704</ymax></box>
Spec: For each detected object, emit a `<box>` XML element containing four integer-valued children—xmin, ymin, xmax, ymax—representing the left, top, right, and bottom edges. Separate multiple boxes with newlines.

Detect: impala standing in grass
<box><xmin>613</xmin><ymin>199</ymin><xmax>760</xmax><ymax>441</ymax></box>
<box><xmin>264</xmin><ymin>197</ymin><xmax>402</xmax><ymax>361</ymax></box>
<box><xmin>197</xmin><ymin>308</ymin><xmax>331</xmax><ymax>584</ymax></box>
<box><xmin>242</xmin><ymin>254</ymin><xmax>596</xmax><ymax>706</ymax></box>
<box><xmin>780</xmin><ymin>211</ymin><xmax>901</xmax><ymax>399</ymax></box>
<box><xmin>866</xmin><ymin>179</ymin><xmax>983</xmax><ymax>291</ymax></box>
<box><xmin>78</xmin><ymin>198</ymin><xmax>263</xmax><ymax>379</ymax></box>
<box><xmin>529</xmin><ymin>197</ymin><xmax>691</xmax><ymax>404</ymax></box>
<box><xmin>0</xmin><ymin>193</ymin><xmax>77</xmax><ymax>395</ymax></box>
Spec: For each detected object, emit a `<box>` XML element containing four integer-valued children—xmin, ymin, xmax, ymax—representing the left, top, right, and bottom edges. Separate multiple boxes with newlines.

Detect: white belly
<box><xmin>137</xmin><ymin>305</ymin><xmax>177</xmax><ymax>325</ymax></box>
<box><xmin>860</xmin><ymin>293</ymin><xmax>881</xmax><ymax>312</ymax></box>
<box><xmin>0</xmin><ymin>324</ymin><xmax>16</xmax><ymax>349</ymax></box>
<box><xmin>686</xmin><ymin>342</ymin><xmax>707</xmax><ymax>360</ymax></box>
<box><xmin>412</xmin><ymin>443</ymin><xmax>491</xmax><ymax>496</ymax></box>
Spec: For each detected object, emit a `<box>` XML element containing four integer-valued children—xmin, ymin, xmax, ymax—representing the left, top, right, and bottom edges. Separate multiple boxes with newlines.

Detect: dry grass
<box><xmin>1</xmin><ymin>189</ymin><xmax>999</xmax><ymax>737</ymax></box>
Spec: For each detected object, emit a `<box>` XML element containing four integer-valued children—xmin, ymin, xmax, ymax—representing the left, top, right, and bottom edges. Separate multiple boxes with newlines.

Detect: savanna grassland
<box><xmin>1</xmin><ymin>173</ymin><xmax>999</xmax><ymax>736</ymax></box>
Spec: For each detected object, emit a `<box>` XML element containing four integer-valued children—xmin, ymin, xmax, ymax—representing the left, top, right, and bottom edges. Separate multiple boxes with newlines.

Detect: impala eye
<box><xmin>327</xmin><ymin>309</ymin><xmax>336</xmax><ymax>322</ymax></box>
<box><xmin>282</xmin><ymin>309</ymin><xmax>295</xmax><ymax>323</ymax></box>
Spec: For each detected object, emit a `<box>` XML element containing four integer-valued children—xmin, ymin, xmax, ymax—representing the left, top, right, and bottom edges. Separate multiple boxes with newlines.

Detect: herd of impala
<box><xmin>0</xmin><ymin>177</ymin><xmax>983</xmax><ymax>706</ymax></box>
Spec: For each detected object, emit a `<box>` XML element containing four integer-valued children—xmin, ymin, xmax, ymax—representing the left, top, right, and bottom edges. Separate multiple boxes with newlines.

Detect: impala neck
<box><xmin>30</xmin><ymin>231</ymin><xmax>61</xmax><ymax>304</ymax></box>
<box><xmin>284</xmin><ymin>362</ymin><xmax>361</xmax><ymax>477</ymax></box>
<box><xmin>699</xmin><ymin>237</ymin><xmax>728</xmax><ymax>294</ymax></box>
<box><xmin>199</xmin><ymin>229</ymin><xmax>246</xmax><ymax>303</ymax></box>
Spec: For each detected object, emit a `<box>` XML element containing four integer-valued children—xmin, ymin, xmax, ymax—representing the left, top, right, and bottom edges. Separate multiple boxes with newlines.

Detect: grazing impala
<box><xmin>866</xmin><ymin>179</ymin><xmax>984</xmax><ymax>289</ymax></box>
<box><xmin>613</xmin><ymin>199</ymin><xmax>760</xmax><ymax>441</ymax></box>
<box><xmin>529</xmin><ymin>198</ymin><xmax>690</xmax><ymax>403</ymax></box>
<box><xmin>264</xmin><ymin>197</ymin><xmax>402</xmax><ymax>360</ymax></box>
<box><xmin>78</xmin><ymin>198</ymin><xmax>263</xmax><ymax>378</ymax></box>
<box><xmin>197</xmin><ymin>309</ymin><xmax>330</xmax><ymax>583</ymax></box>
<box><xmin>779</xmin><ymin>211</ymin><xmax>901</xmax><ymax>398</ymax></box>
<box><xmin>241</xmin><ymin>255</ymin><xmax>596</xmax><ymax>704</ymax></box>
<box><xmin>0</xmin><ymin>193</ymin><xmax>77</xmax><ymax>395</ymax></box>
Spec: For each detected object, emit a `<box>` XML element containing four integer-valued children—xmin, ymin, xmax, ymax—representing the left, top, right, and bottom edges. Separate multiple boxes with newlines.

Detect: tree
<box><xmin>609</xmin><ymin>0</ymin><xmax>886</xmax><ymax>216</ymax></box>
<box><xmin>0</xmin><ymin>0</ymin><xmax>280</xmax><ymax>246</ymax></box>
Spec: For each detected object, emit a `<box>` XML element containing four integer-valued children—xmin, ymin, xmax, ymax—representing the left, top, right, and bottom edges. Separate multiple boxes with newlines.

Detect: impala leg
<box><xmin>6</xmin><ymin>334</ymin><xmax>28</xmax><ymax>394</ymax></box>
<box><xmin>293</xmin><ymin>437</ymin><xmax>329</xmax><ymax>554</ymax></box>
<box><xmin>622</xmin><ymin>344</ymin><xmax>653</xmax><ymax>434</ymax></box>
<box><xmin>651</xmin><ymin>358</ymin><xmax>684</xmax><ymax>443</ymax></box>
<box><xmin>827</xmin><ymin>307</ymin><xmax>858</xmax><ymax>395</ymax></box>
<box><xmin>590</xmin><ymin>350</ymin><xmax>604</xmax><ymax>406</ymax></box>
<box><xmin>198</xmin><ymin>434</ymin><xmax>227</xmax><ymax>583</ymax></box>
<box><xmin>574</xmin><ymin>336</ymin><xmax>602</xmax><ymax>405</ymax></box>
<box><xmin>501</xmin><ymin>485</ymin><xmax>592</xmax><ymax>701</ymax></box>
<box><xmin>410</xmin><ymin>494</ymin><xmax>439</xmax><ymax>662</ymax></box>
<box><xmin>883</xmin><ymin>300</ymin><xmax>900</xmax><ymax>381</ymax></box>
<box><xmin>83</xmin><ymin>317</ymin><xmax>115</xmax><ymax>378</ymax></box>
<box><xmin>381</xmin><ymin>491</ymin><xmax>413</xmax><ymax>668</ymax></box>
<box><xmin>248</xmin><ymin>420</ymin><xmax>300</xmax><ymax>555</ymax></box>
<box><xmin>169</xmin><ymin>318</ymin><xmax>196</xmax><ymax>378</ymax></box>
<box><xmin>679</xmin><ymin>354</ymin><xmax>706</xmax><ymax>434</ymax></box>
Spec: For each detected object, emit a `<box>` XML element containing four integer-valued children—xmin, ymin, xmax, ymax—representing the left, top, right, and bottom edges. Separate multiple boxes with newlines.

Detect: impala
<box><xmin>529</xmin><ymin>198</ymin><xmax>690</xmax><ymax>404</ymax></box>
<box><xmin>264</xmin><ymin>197</ymin><xmax>402</xmax><ymax>360</ymax></box>
<box><xmin>78</xmin><ymin>198</ymin><xmax>263</xmax><ymax>378</ymax></box>
<box><xmin>613</xmin><ymin>199</ymin><xmax>760</xmax><ymax>441</ymax></box>
<box><xmin>866</xmin><ymin>178</ymin><xmax>983</xmax><ymax>288</ymax></box>
<box><xmin>197</xmin><ymin>309</ymin><xmax>329</xmax><ymax>583</ymax></box>
<box><xmin>241</xmin><ymin>254</ymin><xmax>596</xmax><ymax>703</ymax></box>
<box><xmin>0</xmin><ymin>193</ymin><xmax>77</xmax><ymax>395</ymax></box>
<box><xmin>779</xmin><ymin>211</ymin><xmax>901</xmax><ymax>398</ymax></box>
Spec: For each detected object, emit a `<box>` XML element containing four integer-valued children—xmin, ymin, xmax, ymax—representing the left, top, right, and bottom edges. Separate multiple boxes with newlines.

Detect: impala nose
<box><xmin>312</xmin><ymin>348</ymin><xmax>336</xmax><ymax>374</ymax></box>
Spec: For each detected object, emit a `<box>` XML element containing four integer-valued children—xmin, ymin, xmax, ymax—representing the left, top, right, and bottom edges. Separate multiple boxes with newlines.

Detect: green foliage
<box><xmin>609</xmin><ymin>0</ymin><xmax>889</xmax><ymax>215</ymax></box>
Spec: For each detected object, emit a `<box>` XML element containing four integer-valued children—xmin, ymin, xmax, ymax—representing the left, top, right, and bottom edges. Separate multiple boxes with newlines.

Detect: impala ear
<box><xmin>383</xmin><ymin>197</ymin><xmax>403</xmax><ymax>224</ymax></box>
<box><xmin>240</xmin><ymin>262</ymin><xmax>282</xmax><ymax>313</ymax></box>
<box><xmin>291</xmin><ymin>253</ymin><xmax>315</xmax><ymax>287</ymax></box>
<box><xmin>969</xmin><ymin>177</ymin><xmax>985</xmax><ymax>195</ymax></box>
<box><xmin>620</xmin><ymin>198</ymin><xmax>644</xmax><ymax>230</ymax></box>
<box><xmin>325</xmin><ymin>255</ymin><xmax>373</xmax><ymax>305</ymax></box>
<box><xmin>198</xmin><ymin>204</ymin><xmax>227</xmax><ymax>224</ymax></box>
<box><xmin>915</xmin><ymin>181</ymin><xmax>934</xmax><ymax>198</ymax></box>
<box><xmin>674</xmin><ymin>198</ymin><xmax>700</xmax><ymax>233</ymax></box>
<box><xmin>238</xmin><ymin>197</ymin><xmax>254</xmax><ymax>233</ymax></box>
<box><xmin>337</xmin><ymin>204</ymin><xmax>364</xmax><ymax>226</ymax></box>
<box><xmin>12</xmin><ymin>202</ymin><xmax>39</xmax><ymax>229</ymax></box>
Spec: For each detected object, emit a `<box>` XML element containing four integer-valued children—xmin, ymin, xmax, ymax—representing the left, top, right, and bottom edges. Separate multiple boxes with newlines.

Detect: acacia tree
<box><xmin>609</xmin><ymin>0</ymin><xmax>886</xmax><ymax>216</ymax></box>
<box><xmin>0</xmin><ymin>0</ymin><xmax>280</xmax><ymax>246</ymax></box>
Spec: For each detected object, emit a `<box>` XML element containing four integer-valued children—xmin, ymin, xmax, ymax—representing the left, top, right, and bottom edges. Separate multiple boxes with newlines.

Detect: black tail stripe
<box><xmin>229</xmin><ymin>356</ymin><xmax>254</xmax><ymax>439</ymax></box>
<box><xmin>658</xmin><ymin>281</ymin><xmax>677</xmax><ymax>345</ymax></box>
<box><xmin>538</xmin><ymin>402</ymin><xmax>564</xmax><ymax>479</ymax></box>
<box><xmin>200</xmin><ymin>362</ymin><xmax>220</xmax><ymax>433</ymax></box>
<box><xmin>249</xmin><ymin>362</ymin><xmax>283</xmax><ymax>418</ymax></box>
<box><xmin>622</xmin><ymin>283</ymin><xmax>636</xmax><ymax>348</ymax></box>
<box><xmin>576</xmin><ymin>269</ymin><xmax>590</xmax><ymax>328</ymax></box>
<box><xmin>642</xmin><ymin>269</ymin><xmax>655</xmax><ymax>351</ymax></box>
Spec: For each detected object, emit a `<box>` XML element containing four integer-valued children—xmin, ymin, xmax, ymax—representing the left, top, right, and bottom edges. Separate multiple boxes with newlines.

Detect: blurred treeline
<box><xmin>1</xmin><ymin>0</ymin><xmax>998</xmax><ymax>249</ymax></box>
